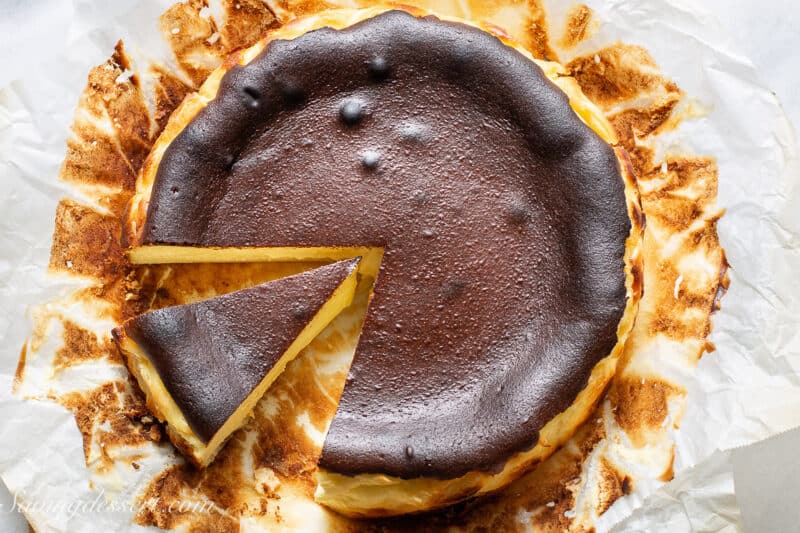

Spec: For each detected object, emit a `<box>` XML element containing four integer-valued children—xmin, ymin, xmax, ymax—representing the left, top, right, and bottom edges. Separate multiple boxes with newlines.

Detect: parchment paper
<box><xmin>1</xmin><ymin>0</ymin><xmax>799</xmax><ymax>531</ymax></box>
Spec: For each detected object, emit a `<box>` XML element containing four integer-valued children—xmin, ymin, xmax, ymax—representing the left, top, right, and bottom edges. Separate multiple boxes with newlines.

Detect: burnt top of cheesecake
<box><xmin>122</xmin><ymin>259</ymin><xmax>359</xmax><ymax>443</ymax></box>
<box><xmin>141</xmin><ymin>11</ymin><xmax>630</xmax><ymax>478</ymax></box>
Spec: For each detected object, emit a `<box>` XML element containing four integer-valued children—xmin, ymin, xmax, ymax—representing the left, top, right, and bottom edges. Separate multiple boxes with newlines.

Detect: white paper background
<box><xmin>1</xmin><ymin>0</ymin><xmax>798</xmax><ymax>531</ymax></box>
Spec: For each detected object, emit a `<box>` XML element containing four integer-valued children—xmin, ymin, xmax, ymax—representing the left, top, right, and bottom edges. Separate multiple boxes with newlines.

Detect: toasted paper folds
<box><xmin>12</xmin><ymin>1</ymin><xmax>726</xmax><ymax>531</ymax></box>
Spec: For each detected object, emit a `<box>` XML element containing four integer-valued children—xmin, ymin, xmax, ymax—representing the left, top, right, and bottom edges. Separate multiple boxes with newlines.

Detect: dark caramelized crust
<box><xmin>141</xmin><ymin>11</ymin><xmax>630</xmax><ymax>478</ymax></box>
<box><xmin>121</xmin><ymin>259</ymin><xmax>358</xmax><ymax>442</ymax></box>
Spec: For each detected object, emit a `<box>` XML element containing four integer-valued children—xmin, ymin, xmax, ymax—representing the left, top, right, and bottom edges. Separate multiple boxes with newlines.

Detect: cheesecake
<box><xmin>122</xmin><ymin>7</ymin><xmax>643</xmax><ymax>516</ymax></box>
<box><xmin>113</xmin><ymin>258</ymin><xmax>360</xmax><ymax>467</ymax></box>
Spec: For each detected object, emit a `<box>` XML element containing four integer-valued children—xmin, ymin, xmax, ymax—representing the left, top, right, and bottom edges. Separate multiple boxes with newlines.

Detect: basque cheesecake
<box><xmin>113</xmin><ymin>258</ymin><xmax>360</xmax><ymax>467</ymax></box>
<box><xmin>121</xmin><ymin>7</ymin><xmax>643</xmax><ymax>517</ymax></box>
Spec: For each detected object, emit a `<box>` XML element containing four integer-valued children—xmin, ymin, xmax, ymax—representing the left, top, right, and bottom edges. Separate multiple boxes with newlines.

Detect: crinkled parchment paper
<box><xmin>1</xmin><ymin>0</ymin><xmax>799</xmax><ymax>531</ymax></box>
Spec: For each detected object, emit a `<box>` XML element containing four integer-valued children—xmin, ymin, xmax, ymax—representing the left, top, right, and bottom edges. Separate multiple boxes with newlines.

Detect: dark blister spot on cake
<box><xmin>405</xmin><ymin>445</ymin><xmax>415</xmax><ymax>459</ymax></box>
<box><xmin>277</xmin><ymin>79</ymin><xmax>306</xmax><ymax>107</ymax></box>
<box><xmin>339</xmin><ymin>98</ymin><xmax>366</xmax><ymax>126</ymax></box>
<box><xmin>242</xmin><ymin>86</ymin><xmax>261</xmax><ymax>108</ymax></box>
<box><xmin>368</xmin><ymin>56</ymin><xmax>391</xmax><ymax>81</ymax></box>
<box><xmin>505</xmin><ymin>196</ymin><xmax>533</xmax><ymax>225</ymax></box>
<box><xmin>360</xmin><ymin>150</ymin><xmax>381</xmax><ymax>170</ymax></box>
<box><xmin>143</xmin><ymin>11</ymin><xmax>630</xmax><ymax>479</ymax></box>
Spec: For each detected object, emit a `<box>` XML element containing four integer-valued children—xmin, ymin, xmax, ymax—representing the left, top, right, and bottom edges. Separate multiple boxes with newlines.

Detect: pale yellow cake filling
<box><xmin>117</xmin><ymin>261</ymin><xmax>360</xmax><ymax>467</ymax></box>
<box><xmin>129</xmin><ymin>246</ymin><xmax>384</xmax><ymax>275</ymax></box>
<box><xmin>123</xmin><ymin>6</ymin><xmax>643</xmax><ymax>517</ymax></box>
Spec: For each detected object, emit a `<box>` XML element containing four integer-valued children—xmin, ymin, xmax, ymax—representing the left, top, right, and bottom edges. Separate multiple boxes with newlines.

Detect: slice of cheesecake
<box><xmin>113</xmin><ymin>258</ymin><xmax>360</xmax><ymax>467</ymax></box>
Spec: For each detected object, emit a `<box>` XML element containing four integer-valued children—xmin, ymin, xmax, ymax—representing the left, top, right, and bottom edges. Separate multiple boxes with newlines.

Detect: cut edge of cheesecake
<box><xmin>113</xmin><ymin>257</ymin><xmax>361</xmax><ymax>468</ymax></box>
<box><xmin>128</xmin><ymin>245</ymin><xmax>383</xmax><ymax>273</ymax></box>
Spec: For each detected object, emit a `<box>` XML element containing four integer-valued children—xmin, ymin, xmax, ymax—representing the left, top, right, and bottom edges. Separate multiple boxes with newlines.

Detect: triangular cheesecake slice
<box><xmin>113</xmin><ymin>258</ymin><xmax>360</xmax><ymax>467</ymax></box>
